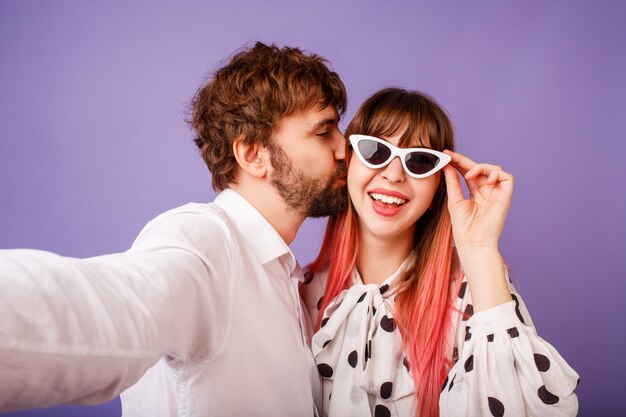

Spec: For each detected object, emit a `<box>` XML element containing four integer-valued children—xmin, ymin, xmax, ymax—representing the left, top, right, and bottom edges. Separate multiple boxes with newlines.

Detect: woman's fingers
<box><xmin>464</xmin><ymin>166</ymin><xmax>514</xmax><ymax>198</ymax></box>
<box><xmin>443</xmin><ymin>150</ymin><xmax>513</xmax><ymax>191</ymax></box>
<box><xmin>443</xmin><ymin>150</ymin><xmax>477</xmax><ymax>176</ymax></box>
<box><xmin>465</xmin><ymin>163</ymin><xmax>503</xmax><ymax>180</ymax></box>
<box><xmin>487</xmin><ymin>170</ymin><xmax>499</xmax><ymax>185</ymax></box>
<box><xmin>443</xmin><ymin>165</ymin><xmax>465</xmax><ymax>207</ymax></box>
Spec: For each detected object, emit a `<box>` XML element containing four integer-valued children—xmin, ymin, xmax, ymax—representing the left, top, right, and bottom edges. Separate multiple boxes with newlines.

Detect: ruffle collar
<box><xmin>312</xmin><ymin>259</ymin><xmax>415</xmax><ymax>401</ymax></box>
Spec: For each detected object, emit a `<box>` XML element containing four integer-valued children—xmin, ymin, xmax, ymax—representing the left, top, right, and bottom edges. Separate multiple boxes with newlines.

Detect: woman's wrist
<box><xmin>456</xmin><ymin>243</ymin><xmax>501</xmax><ymax>263</ymax></box>
<box><xmin>457</xmin><ymin>246</ymin><xmax>512</xmax><ymax>313</ymax></box>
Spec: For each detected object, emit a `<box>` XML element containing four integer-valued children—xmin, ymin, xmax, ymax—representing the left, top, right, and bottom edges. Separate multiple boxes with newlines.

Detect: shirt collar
<box><xmin>214</xmin><ymin>189</ymin><xmax>296</xmax><ymax>270</ymax></box>
<box><xmin>352</xmin><ymin>253</ymin><xmax>414</xmax><ymax>298</ymax></box>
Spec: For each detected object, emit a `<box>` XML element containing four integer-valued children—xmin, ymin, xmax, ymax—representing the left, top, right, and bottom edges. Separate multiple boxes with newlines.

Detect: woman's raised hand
<box><xmin>442</xmin><ymin>150</ymin><xmax>514</xmax><ymax>251</ymax></box>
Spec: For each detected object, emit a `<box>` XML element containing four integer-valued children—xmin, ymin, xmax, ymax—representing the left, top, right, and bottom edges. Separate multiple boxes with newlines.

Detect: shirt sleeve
<box><xmin>0</xmin><ymin>205</ymin><xmax>236</xmax><ymax>411</ymax></box>
<box><xmin>439</xmin><ymin>270</ymin><xmax>579</xmax><ymax>417</ymax></box>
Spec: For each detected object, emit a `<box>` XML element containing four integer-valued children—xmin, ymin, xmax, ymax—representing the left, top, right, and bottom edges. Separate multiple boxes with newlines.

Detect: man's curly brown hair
<box><xmin>190</xmin><ymin>42</ymin><xmax>347</xmax><ymax>191</ymax></box>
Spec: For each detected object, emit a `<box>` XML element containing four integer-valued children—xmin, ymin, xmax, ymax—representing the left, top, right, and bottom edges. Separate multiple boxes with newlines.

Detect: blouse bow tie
<box><xmin>312</xmin><ymin>270</ymin><xmax>415</xmax><ymax>401</ymax></box>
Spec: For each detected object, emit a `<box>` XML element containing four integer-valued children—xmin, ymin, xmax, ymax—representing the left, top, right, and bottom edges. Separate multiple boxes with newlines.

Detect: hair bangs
<box><xmin>346</xmin><ymin>88</ymin><xmax>454</xmax><ymax>154</ymax></box>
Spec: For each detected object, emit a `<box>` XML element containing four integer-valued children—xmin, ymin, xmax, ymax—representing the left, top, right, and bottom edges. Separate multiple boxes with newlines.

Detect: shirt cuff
<box><xmin>465</xmin><ymin>300</ymin><xmax>523</xmax><ymax>338</ymax></box>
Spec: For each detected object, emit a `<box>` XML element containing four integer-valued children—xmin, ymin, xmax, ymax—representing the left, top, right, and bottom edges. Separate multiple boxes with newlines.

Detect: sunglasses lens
<box><xmin>358</xmin><ymin>140</ymin><xmax>391</xmax><ymax>166</ymax></box>
<box><xmin>405</xmin><ymin>152</ymin><xmax>440</xmax><ymax>175</ymax></box>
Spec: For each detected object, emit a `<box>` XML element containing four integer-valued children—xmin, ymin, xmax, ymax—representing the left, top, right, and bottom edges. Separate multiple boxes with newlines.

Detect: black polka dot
<box><xmin>464</xmin><ymin>355</ymin><xmax>474</xmax><ymax>372</ymax></box>
<box><xmin>576</xmin><ymin>378</ymin><xmax>580</xmax><ymax>387</ymax></box>
<box><xmin>321</xmin><ymin>317</ymin><xmax>329</xmax><ymax>328</ymax></box>
<box><xmin>458</xmin><ymin>281</ymin><xmax>467</xmax><ymax>298</ymax></box>
<box><xmin>487</xmin><ymin>334</ymin><xmax>494</xmax><ymax>342</ymax></box>
<box><xmin>380</xmin><ymin>382</ymin><xmax>393</xmax><ymax>399</ymax></box>
<box><xmin>511</xmin><ymin>293</ymin><xmax>525</xmax><ymax>324</ymax></box>
<box><xmin>380</xmin><ymin>315</ymin><xmax>396</xmax><ymax>332</ymax></box>
<box><xmin>488</xmin><ymin>397</ymin><xmax>505</xmax><ymax>417</ymax></box>
<box><xmin>448</xmin><ymin>374</ymin><xmax>456</xmax><ymax>391</ymax></box>
<box><xmin>348</xmin><ymin>350</ymin><xmax>358</xmax><ymax>368</ymax></box>
<box><xmin>441</xmin><ymin>375</ymin><xmax>448</xmax><ymax>392</ymax></box>
<box><xmin>538</xmin><ymin>385</ymin><xmax>560</xmax><ymax>405</ymax></box>
<box><xmin>304</xmin><ymin>271</ymin><xmax>314</xmax><ymax>285</ymax></box>
<box><xmin>317</xmin><ymin>363</ymin><xmax>333</xmax><ymax>378</ymax></box>
<box><xmin>463</xmin><ymin>304</ymin><xmax>474</xmax><ymax>321</ymax></box>
<box><xmin>403</xmin><ymin>357</ymin><xmax>410</xmax><ymax>372</ymax></box>
<box><xmin>507</xmin><ymin>327</ymin><xmax>519</xmax><ymax>338</ymax></box>
<box><xmin>372</xmin><ymin>306</ymin><xmax>377</xmax><ymax>316</ymax></box>
<box><xmin>534</xmin><ymin>353</ymin><xmax>551</xmax><ymax>372</ymax></box>
<box><xmin>317</xmin><ymin>297</ymin><xmax>324</xmax><ymax>310</ymax></box>
<box><xmin>465</xmin><ymin>326</ymin><xmax>472</xmax><ymax>341</ymax></box>
<box><xmin>379</xmin><ymin>284</ymin><xmax>389</xmax><ymax>294</ymax></box>
<box><xmin>323</xmin><ymin>340</ymin><xmax>331</xmax><ymax>348</ymax></box>
<box><xmin>375</xmin><ymin>404</ymin><xmax>391</xmax><ymax>417</ymax></box>
<box><xmin>357</xmin><ymin>292</ymin><xmax>367</xmax><ymax>303</ymax></box>
<box><xmin>368</xmin><ymin>340</ymin><xmax>372</xmax><ymax>358</ymax></box>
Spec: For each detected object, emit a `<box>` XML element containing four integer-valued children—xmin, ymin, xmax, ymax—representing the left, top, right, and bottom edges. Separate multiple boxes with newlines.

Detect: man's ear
<box><xmin>232</xmin><ymin>136</ymin><xmax>270</xmax><ymax>179</ymax></box>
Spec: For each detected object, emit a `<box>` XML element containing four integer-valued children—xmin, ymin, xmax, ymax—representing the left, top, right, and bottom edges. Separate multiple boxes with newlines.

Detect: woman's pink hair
<box><xmin>310</xmin><ymin>88</ymin><xmax>457</xmax><ymax>417</ymax></box>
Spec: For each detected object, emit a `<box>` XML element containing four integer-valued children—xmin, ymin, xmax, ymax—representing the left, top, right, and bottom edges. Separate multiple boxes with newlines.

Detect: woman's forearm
<box><xmin>456</xmin><ymin>245</ymin><xmax>512</xmax><ymax>313</ymax></box>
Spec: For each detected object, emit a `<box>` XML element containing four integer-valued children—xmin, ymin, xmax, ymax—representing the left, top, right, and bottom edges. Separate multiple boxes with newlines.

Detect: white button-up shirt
<box><xmin>0</xmin><ymin>189</ymin><xmax>322</xmax><ymax>417</ymax></box>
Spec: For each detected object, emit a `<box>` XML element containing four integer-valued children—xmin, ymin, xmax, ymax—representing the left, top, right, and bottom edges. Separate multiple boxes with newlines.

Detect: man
<box><xmin>0</xmin><ymin>42</ymin><xmax>348</xmax><ymax>417</ymax></box>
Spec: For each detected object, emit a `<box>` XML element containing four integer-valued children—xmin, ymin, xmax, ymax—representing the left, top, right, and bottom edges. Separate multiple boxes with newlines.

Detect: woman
<box><xmin>302</xmin><ymin>88</ymin><xmax>579</xmax><ymax>417</ymax></box>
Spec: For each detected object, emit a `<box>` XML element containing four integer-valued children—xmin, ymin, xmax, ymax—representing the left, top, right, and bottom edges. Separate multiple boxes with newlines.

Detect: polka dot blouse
<box><xmin>301</xmin><ymin>261</ymin><xmax>579</xmax><ymax>417</ymax></box>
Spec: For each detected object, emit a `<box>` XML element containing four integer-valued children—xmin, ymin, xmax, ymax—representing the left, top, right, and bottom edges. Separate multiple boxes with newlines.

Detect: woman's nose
<box><xmin>380</xmin><ymin>157</ymin><xmax>405</xmax><ymax>183</ymax></box>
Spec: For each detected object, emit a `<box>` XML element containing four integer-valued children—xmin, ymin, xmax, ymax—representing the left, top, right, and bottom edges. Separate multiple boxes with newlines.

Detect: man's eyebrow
<box><xmin>311</xmin><ymin>118</ymin><xmax>339</xmax><ymax>130</ymax></box>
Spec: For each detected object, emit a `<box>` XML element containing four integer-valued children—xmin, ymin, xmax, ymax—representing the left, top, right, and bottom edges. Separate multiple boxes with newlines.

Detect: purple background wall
<box><xmin>1</xmin><ymin>1</ymin><xmax>624</xmax><ymax>416</ymax></box>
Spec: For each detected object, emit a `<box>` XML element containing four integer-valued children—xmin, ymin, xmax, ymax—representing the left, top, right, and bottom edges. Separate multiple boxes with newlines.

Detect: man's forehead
<box><xmin>304</xmin><ymin>105</ymin><xmax>339</xmax><ymax>126</ymax></box>
<box><xmin>274</xmin><ymin>105</ymin><xmax>339</xmax><ymax>135</ymax></box>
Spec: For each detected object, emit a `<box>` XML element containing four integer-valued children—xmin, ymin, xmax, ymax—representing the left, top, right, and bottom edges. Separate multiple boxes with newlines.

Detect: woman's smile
<box><xmin>368</xmin><ymin>188</ymin><xmax>409</xmax><ymax>216</ymax></box>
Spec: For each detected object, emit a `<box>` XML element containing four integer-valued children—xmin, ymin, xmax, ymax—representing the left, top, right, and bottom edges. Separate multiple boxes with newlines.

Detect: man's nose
<box><xmin>333</xmin><ymin>132</ymin><xmax>347</xmax><ymax>160</ymax></box>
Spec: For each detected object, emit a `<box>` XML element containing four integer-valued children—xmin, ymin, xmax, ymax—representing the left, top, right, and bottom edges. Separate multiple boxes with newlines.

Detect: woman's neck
<box><xmin>356</xmin><ymin>230</ymin><xmax>414</xmax><ymax>285</ymax></box>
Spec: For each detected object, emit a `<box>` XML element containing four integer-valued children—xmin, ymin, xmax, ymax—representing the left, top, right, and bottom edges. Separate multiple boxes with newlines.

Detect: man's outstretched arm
<box><xmin>0</xmin><ymin>205</ymin><xmax>234</xmax><ymax>411</ymax></box>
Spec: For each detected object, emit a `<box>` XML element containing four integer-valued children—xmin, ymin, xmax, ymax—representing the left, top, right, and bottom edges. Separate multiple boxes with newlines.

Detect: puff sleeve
<box><xmin>439</xmin><ymin>272</ymin><xmax>579</xmax><ymax>417</ymax></box>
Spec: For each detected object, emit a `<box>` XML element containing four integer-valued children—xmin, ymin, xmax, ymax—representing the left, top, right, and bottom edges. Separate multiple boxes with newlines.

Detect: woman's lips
<box><xmin>368</xmin><ymin>189</ymin><xmax>409</xmax><ymax>217</ymax></box>
<box><xmin>368</xmin><ymin>188</ymin><xmax>409</xmax><ymax>200</ymax></box>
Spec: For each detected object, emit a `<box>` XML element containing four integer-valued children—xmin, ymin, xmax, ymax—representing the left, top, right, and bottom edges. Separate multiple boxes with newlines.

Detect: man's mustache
<box><xmin>333</xmin><ymin>161</ymin><xmax>347</xmax><ymax>180</ymax></box>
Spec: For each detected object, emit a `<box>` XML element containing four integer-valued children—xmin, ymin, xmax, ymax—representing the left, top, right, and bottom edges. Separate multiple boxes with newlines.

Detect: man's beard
<box><xmin>269</xmin><ymin>144</ymin><xmax>348</xmax><ymax>218</ymax></box>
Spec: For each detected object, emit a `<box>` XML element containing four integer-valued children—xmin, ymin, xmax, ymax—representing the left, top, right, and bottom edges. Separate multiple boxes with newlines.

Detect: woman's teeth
<box><xmin>370</xmin><ymin>193</ymin><xmax>406</xmax><ymax>206</ymax></box>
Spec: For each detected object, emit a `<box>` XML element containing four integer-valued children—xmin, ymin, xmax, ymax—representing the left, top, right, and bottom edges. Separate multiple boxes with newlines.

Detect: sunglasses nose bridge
<box><xmin>380</xmin><ymin>154</ymin><xmax>406</xmax><ymax>182</ymax></box>
<box><xmin>385</xmin><ymin>145</ymin><xmax>403</xmax><ymax>164</ymax></box>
